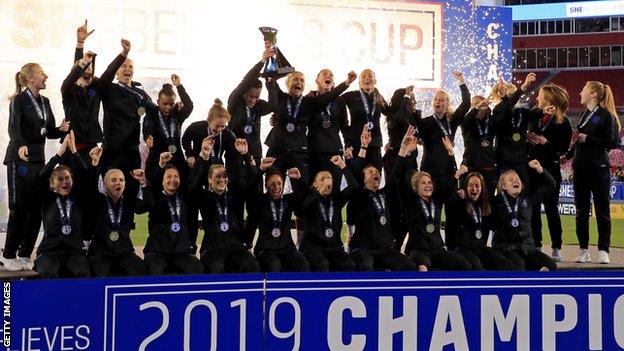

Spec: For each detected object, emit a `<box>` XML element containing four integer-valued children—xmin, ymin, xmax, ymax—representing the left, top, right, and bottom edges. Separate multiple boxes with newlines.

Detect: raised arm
<box><xmin>172</xmin><ymin>74</ymin><xmax>193</xmax><ymax>120</ymax></box>
<box><xmin>310</xmin><ymin>71</ymin><xmax>357</xmax><ymax>108</ymax></box>
<box><xmin>227</xmin><ymin>61</ymin><xmax>265</xmax><ymax>110</ymax></box>
<box><xmin>188</xmin><ymin>135</ymin><xmax>215</xmax><ymax>192</ymax></box>
<box><xmin>332</xmin><ymin>156</ymin><xmax>357</xmax><ymax>204</ymax></box>
<box><xmin>527</xmin><ymin>160</ymin><xmax>556</xmax><ymax>207</ymax></box>
<box><xmin>451</xmin><ymin>71</ymin><xmax>471</xmax><ymax>124</ymax></box>
<box><xmin>94</xmin><ymin>39</ymin><xmax>130</xmax><ymax>91</ymax></box>
<box><xmin>228</xmin><ymin>138</ymin><xmax>258</xmax><ymax>193</ymax></box>
<box><xmin>257</xmin><ymin>79</ymin><xmax>279</xmax><ymax>115</ymax></box>
<box><xmin>74</xmin><ymin>20</ymin><xmax>94</xmax><ymax>63</ymax></box>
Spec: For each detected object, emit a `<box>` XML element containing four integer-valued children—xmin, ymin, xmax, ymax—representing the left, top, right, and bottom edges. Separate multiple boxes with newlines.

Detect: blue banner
<box><xmin>5</xmin><ymin>272</ymin><xmax>624</xmax><ymax>350</ymax></box>
<box><xmin>265</xmin><ymin>272</ymin><xmax>624</xmax><ymax>351</ymax></box>
<box><xmin>559</xmin><ymin>181</ymin><xmax>624</xmax><ymax>201</ymax></box>
<box><xmin>5</xmin><ymin>274</ymin><xmax>264</xmax><ymax>351</ymax></box>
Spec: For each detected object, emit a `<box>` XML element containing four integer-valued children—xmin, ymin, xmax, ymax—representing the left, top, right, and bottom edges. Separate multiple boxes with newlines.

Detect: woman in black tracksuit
<box><xmin>181</xmin><ymin>99</ymin><xmax>240</xmax><ymax>249</ymax></box>
<box><xmin>382</xmin><ymin>88</ymin><xmax>422</xmax><ymax>246</ymax></box>
<box><xmin>347</xmin><ymin>127</ymin><xmax>415</xmax><ymax>272</ymax></box>
<box><xmin>4</xmin><ymin>63</ymin><xmax>68</xmax><ymax>271</ymax></box>
<box><xmin>227</xmin><ymin>49</ymin><xmax>279</xmax><ymax>246</ymax></box>
<box><xmin>34</xmin><ymin>133</ymin><xmax>91</xmax><ymax>278</ymax></box>
<box><xmin>492</xmin><ymin>160</ymin><xmax>558</xmax><ymax>271</ymax></box>
<box><xmin>396</xmin><ymin>127</ymin><xmax>472</xmax><ymax>271</ymax></box>
<box><xmin>98</xmin><ymin>39</ymin><xmax>151</xmax><ymax>191</ymax></box>
<box><xmin>227</xmin><ymin>48</ymin><xmax>278</xmax><ymax>165</ymax></box>
<box><xmin>189</xmin><ymin>138</ymin><xmax>259</xmax><ymax>274</ymax></box>
<box><xmin>265</xmin><ymin>70</ymin><xmax>355</xmax><ymax>184</ymax></box>
<box><xmin>494</xmin><ymin>74</ymin><xmax>536</xmax><ymax>186</ymax></box>
<box><xmin>526</xmin><ymin>85</ymin><xmax>572</xmax><ymax>257</ymax></box>
<box><xmin>86</xmin><ymin>148</ymin><xmax>147</xmax><ymax>277</ymax></box>
<box><xmin>414</xmin><ymin>71</ymin><xmax>470</xmax><ymax>218</ymax></box>
<box><xmin>459</xmin><ymin>97</ymin><xmax>500</xmax><ymax>204</ymax></box>
<box><xmin>252</xmin><ymin>165</ymin><xmax>309</xmax><ymax>272</ymax></box>
<box><xmin>62</xmin><ymin>22</ymin><xmax>125</xmax><ymax>163</ymax></box>
<box><xmin>341</xmin><ymin>69</ymin><xmax>390</xmax><ymax>171</ymax></box>
<box><xmin>298</xmin><ymin>156</ymin><xmax>357</xmax><ymax>272</ymax></box>
<box><xmin>307</xmin><ymin>69</ymin><xmax>351</xmax><ymax>181</ymax></box>
<box><xmin>385</xmin><ymin>87</ymin><xmax>421</xmax><ymax>173</ymax></box>
<box><xmin>568</xmin><ymin>81</ymin><xmax>621</xmax><ymax>264</ymax></box>
<box><xmin>143</xmin><ymin>154</ymin><xmax>203</xmax><ymax>276</ymax></box>
<box><xmin>142</xmin><ymin>76</ymin><xmax>193</xmax><ymax>181</ymax></box>
<box><xmin>446</xmin><ymin>172</ymin><xmax>517</xmax><ymax>270</ymax></box>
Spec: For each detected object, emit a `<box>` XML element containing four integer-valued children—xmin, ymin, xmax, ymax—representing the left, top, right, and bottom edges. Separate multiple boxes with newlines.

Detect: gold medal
<box><xmin>512</xmin><ymin>133</ymin><xmax>521</xmax><ymax>142</ymax></box>
<box><xmin>426</xmin><ymin>223</ymin><xmax>435</xmax><ymax>234</ymax></box>
<box><xmin>137</xmin><ymin>106</ymin><xmax>146</xmax><ymax>116</ymax></box>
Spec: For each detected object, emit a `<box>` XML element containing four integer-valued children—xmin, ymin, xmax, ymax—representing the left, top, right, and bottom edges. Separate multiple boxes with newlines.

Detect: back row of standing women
<box><xmin>3</xmin><ymin>21</ymin><xmax>621</xmax><ymax>277</ymax></box>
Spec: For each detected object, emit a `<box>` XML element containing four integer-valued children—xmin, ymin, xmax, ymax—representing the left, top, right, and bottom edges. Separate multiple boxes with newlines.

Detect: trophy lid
<box><xmin>259</xmin><ymin>26</ymin><xmax>278</xmax><ymax>34</ymax></box>
<box><xmin>259</xmin><ymin>27</ymin><xmax>278</xmax><ymax>45</ymax></box>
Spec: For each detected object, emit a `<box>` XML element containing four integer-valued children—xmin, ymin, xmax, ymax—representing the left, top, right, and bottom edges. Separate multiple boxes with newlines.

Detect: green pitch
<box><xmin>129</xmin><ymin>214</ymin><xmax>624</xmax><ymax>248</ymax></box>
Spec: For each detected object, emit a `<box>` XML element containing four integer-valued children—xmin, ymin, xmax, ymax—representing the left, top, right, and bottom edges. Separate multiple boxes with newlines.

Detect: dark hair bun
<box><xmin>214</xmin><ymin>98</ymin><xmax>223</xmax><ymax>106</ymax></box>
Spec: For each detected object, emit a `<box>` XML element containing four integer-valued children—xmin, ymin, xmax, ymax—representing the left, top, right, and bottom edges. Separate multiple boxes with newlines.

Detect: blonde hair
<box><xmin>586</xmin><ymin>81</ymin><xmax>621</xmax><ymax>132</ymax></box>
<box><xmin>104</xmin><ymin>169</ymin><xmax>124</xmax><ymax>185</ymax></box>
<box><xmin>432</xmin><ymin>90</ymin><xmax>454</xmax><ymax>118</ymax></box>
<box><xmin>471</xmin><ymin>95</ymin><xmax>490</xmax><ymax>119</ymax></box>
<box><xmin>410</xmin><ymin>171</ymin><xmax>432</xmax><ymax>194</ymax></box>
<box><xmin>539</xmin><ymin>84</ymin><xmax>569</xmax><ymax>123</ymax></box>
<box><xmin>489</xmin><ymin>82</ymin><xmax>517</xmax><ymax>104</ymax></box>
<box><xmin>471</xmin><ymin>95</ymin><xmax>487</xmax><ymax>108</ymax></box>
<box><xmin>207</xmin><ymin>98</ymin><xmax>230</xmax><ymax>122</ymax></box>
<box><xmin>12</xmin><ymin>63</ymin><xmax>40</xmax><ymax>99</ymax></box>
<box><xmin>497</xmin><ymin>169</ymin><xmax>521</xmax><ymax>194</ymax></box>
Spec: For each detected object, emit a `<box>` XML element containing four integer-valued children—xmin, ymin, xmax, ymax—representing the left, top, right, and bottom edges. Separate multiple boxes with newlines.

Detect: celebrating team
<box><xmin>3</xmin><ymin>21</ymin><xmax>621</xmax><ymax>277</ymax></box>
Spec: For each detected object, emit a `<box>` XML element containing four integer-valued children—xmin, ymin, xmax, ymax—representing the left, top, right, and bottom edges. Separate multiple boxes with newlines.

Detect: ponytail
<box><xmin>11</xmin><ymin>63</ymin><xmax>39</xmax><ymax>100</ymax></box>
<box><xmin>12</xmin><ymin>72</ymin><xmax>22</xmax><ymax>99</ymax></box>
<box><xmin>586</xmin><ymin>81</ymin><xmax>621</xmax><ymax>132</ymax></box>
<box><xmin>602</xmin><ymin>85</ymin><xmax>621</xmax><ymax>132</ymax></box>
<box><xmin>207</xmin><ymin>98</ymin><xmax>230</xmax><ymax>123</ymax></box>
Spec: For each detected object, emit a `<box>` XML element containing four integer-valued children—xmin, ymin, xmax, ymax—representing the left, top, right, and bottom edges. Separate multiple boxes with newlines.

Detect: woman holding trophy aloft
<box><xmin>259</xmin><ymin>26</ymin><xmax>357</xmax><ymax>183</ymax></box>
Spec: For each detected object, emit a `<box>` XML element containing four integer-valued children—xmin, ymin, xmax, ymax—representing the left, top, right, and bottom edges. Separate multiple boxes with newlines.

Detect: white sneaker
<box><xmin>551</xmin><ymin>248</ymin><xmax>562</xmax><ymax>262</ymax></box>
<box><xmin>598</xmin><ymin>250</ymin><xmax>610</xmax><ymax>264</ymax></box>
<box><xmin>16</xmin><ymin>257</ymin><xmax>34</xmax><ymax>270</ymax></box>
<box><xmin>575</xmin><ymin>249</ymin><xmax>591</xmax><ymax>263</ymax></box>
<box><xmin>2</xmin><ymin>258</ymin><xmax>24</xmax><ymax>272</ymax></box>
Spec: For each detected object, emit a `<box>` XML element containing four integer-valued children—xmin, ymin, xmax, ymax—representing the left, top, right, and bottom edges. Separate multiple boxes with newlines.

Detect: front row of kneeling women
<box><xmin>35</xmin><ymin>126</ymin><xmax>556</xmax><ymax>278</ymax></box>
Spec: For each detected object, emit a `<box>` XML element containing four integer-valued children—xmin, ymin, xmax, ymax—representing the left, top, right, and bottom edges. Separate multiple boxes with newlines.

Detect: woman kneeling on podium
<box><xmin>190</xmin><ymin>136</ymin><xmax>260</xmax><ymax>274</ymax></box>
<box><xmin>492</xmin><ymin>161</ymin><xmax>558</xmax><ymax>271</ymax></box>
<box><xmin>86</xmin><ymin>146</ymin><xmax>148</xmax><ymax>277</ymax></box>
<box><xmin>34</xmin><ymin>132</ymin><xmax>91</xmax><ymax>278</ymax></box>
<box><xmin>398</xmin><ymin>129</ymin><xmax>472</xmax><ymax>271</ymax></box>
<box><xmin>298</xmin><ymin>156</ymin><xmax>357</xmax><ymax>272</ymax></box>
<box><xmin>143</xmin><ymin>152</ymin><xmax>203</xmax><ymax>276</ymax></box>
